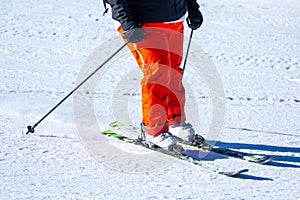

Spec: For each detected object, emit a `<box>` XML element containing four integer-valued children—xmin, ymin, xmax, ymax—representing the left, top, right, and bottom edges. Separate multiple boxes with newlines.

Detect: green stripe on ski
<box><xmin>102</xmin><ymin>130</ymin><xmax>134</xmax><ymax>143</ymax></box>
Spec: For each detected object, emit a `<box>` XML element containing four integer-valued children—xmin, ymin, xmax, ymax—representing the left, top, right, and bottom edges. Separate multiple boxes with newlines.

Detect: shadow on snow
<box><xmin>209</xmin><ymin>141</ymin><xmax>300</xmax><ymax>168</ymax></box>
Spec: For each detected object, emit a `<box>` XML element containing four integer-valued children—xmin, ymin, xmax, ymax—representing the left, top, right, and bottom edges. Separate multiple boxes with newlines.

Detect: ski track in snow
<box><xmin>1</xmin><ymin>0</ymin><xmax>300</xmax><ymax>199</ymax></box>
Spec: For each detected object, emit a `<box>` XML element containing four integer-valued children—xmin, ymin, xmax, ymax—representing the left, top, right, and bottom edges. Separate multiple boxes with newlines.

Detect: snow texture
<box><xmin>1</xmin><ymin>0</ymin><xmax>299</xmax><ymax>199</ymax></box>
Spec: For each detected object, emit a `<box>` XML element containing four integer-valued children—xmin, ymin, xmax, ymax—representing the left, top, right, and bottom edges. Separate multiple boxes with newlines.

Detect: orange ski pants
<box><xmin>119</xmin><ymin>22</ymin><xmax>186</xmax><ymax>136</ymax></box>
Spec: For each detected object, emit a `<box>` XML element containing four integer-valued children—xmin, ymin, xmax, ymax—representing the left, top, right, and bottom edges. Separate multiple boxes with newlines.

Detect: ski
<box><xmin>101</xmin><ymin>129</ymin><xmax>249</xmax><ymax>177</ymax></box>
<box><xmin>109</xmin><ymin>121</ymin><xmax>276</xmax><ymax>164</ymax></box>
<box><xmin>175</xmin><ymin>138</ymin><xmax>276</xmax><ymax>164</ymax></box>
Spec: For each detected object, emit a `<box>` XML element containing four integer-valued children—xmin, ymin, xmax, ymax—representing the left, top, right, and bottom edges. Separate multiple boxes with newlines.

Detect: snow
<box><xmin>1</xmin><ymin>0</ymin><xmax>300</xmax><ymax>199</ymax></box>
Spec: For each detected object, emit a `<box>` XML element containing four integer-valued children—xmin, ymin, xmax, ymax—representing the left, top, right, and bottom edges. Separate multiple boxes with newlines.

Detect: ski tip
<box><xmin>223</xmin><ymin>169</ymin><xmax>249</xmax><ymax>177</ymax></box>
<box><xmin>109</xmin><ymin>121</ymin><xmax>121</xmax><ymax>127</ymax></box>
<box><xmin>259</xmin><ymin>155</ymin><xmax>277</xmax><ymax>164</ymax></box>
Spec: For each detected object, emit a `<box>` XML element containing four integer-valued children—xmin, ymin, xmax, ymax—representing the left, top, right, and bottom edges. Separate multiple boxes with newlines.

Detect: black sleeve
<box><xmin>186</xmin><ymin>0</ymin><xmax>200</xmax><ymax>11</ymax></box>
<box><xmin>106</xmin><ymin>0</ymin><xmax>136</xmax><ymax>31</ymax></box>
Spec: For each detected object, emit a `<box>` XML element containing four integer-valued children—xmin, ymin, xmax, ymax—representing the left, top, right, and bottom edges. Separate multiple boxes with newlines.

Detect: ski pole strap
<box><xmin>103</xmin><ymin>0</ymin><xmax>109</xmax><ymax>16</ymax></box>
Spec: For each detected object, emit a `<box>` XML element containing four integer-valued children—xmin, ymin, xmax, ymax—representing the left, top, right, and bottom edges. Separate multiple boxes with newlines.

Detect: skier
<box><xmin>104</xmin><ymin>0</ymin><xmax>204</xmax><ymax>148</ymax></box>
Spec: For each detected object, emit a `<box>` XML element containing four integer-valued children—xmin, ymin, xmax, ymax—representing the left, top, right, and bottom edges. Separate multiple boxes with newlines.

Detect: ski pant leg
<box><xmin>164</xmin><ymin>22</ymin><xmax>186</xmax><ymax>125</ymax></box>
<box><xmin>118</xmin><ymin>23</ymin><xmax>186</xmax><ymax>136</ymax></box>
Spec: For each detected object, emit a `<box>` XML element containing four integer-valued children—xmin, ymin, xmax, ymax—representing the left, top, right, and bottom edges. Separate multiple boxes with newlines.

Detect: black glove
<box><xmin>187</xmin><ymin>1</ymin><xmax>203</xmax><ymax>30</ymax></box>
<box><xmin>123</xmin><ymin>25</ymin><xmax>145</xmax><ymax>43</ymax></box>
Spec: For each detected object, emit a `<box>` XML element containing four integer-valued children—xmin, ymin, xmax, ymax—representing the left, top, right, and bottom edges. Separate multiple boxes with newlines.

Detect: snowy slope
<box><xmin>1</xmin><ymin>0</ymin><xmax>299</xmax><ymax>199</ymax></box>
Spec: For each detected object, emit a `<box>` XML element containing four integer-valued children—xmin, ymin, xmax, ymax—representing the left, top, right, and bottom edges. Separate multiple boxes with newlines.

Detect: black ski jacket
<box><xmin>105</xmin><ymin>0</ymin><xmax>200</xmax><ymax>31</ymax></box>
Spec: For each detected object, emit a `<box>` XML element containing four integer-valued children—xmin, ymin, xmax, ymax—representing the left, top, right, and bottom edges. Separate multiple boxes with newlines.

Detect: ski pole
<box><xmin>26</xmin><ymin>42</ymin><xmax>129</xmax><ymax>134</ymax></box>
<box><xmin>182</xmin><ymin>29</ymin><xmax>194</xmax><ymax>73</ymax></box>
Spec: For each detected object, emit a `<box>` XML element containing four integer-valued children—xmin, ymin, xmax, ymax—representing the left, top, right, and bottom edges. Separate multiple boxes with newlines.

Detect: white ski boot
<box><xmin>169</xmin><ymin>121</ymin><xmax>196</xmax><ymax>142</ymax></box>
<box><xmin>140</xmin><ymin>124</ymin><xmax>177</xmax><ymax>149</ymax></box>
